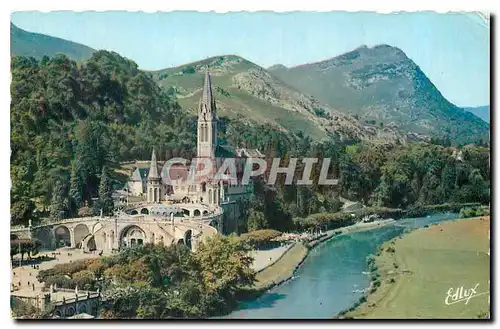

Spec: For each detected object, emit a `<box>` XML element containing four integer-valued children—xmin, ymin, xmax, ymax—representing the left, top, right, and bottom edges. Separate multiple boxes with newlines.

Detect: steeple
<box><xmin>197</xmin><ymin>71</ymin><xmax>218</xmax><ymax>158</ymax></box>
<box><xmin>148</xmin><ymin>149</ymin><xmax>160</xmax><ymax>180</ymax></box>
<box><xmin>199</xmin><ymin>70</ymin><xmax>216</xmax><ymax>116</ymax></box>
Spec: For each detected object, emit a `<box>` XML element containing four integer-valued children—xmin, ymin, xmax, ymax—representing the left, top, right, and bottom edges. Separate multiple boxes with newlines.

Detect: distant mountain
<box><xmin>11</xmin><ymin>26</ymin><xmax>486</xmax><ymax>144</ymax></box>
<box><xmin>11</xmin><ymin>23</ymin><xmax>95</xmax><ymax>62</ymax></box>
<box><xmin>152</xmin><ymin>55</ymin><xmax>404</xmax><ymax>143</ymax></box>
<box><xmin>463</xmin><ymin>105</ymin><xmax>490</xmax><ymax>123</ymax></box>
<box><xmin>269</xmin><ymin>45</ymin><xmax>489</xmax><ymax>144</ymax></box>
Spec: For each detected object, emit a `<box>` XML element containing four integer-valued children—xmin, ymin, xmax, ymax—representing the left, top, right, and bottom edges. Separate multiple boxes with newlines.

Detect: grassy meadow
<box><xmin>346</xmin><ymin>217</ymin><xmax>490</xmax><ymax>319</ymax></box>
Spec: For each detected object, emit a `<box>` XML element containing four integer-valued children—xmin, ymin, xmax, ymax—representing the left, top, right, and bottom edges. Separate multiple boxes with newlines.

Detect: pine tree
<box><xmin>98</xmin><ymin>167</ymin><xmax>114</xmax><ymax>215</ymax></box>
<box><xmin>50</xmin><ymin>180</ymin><xmax>67</xmax><ymax>220</ymax></box>
<box><xmin>69</xmin><ymin>161</ymin><xmax>83</xmax><ymax>216</ymax></box>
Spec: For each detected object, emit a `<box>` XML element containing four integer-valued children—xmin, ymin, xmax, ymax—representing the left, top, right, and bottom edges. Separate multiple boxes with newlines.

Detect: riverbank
<box><xmin>340</xmin><ymin>216</ymin><xmax>490</xmax><ymax>319</ymax></box>
<box><xmin>238</xmin><ymin>217</ymin><xmax>396</xmax><ymax>301</ymax></box>
<box><xmin>253</xmin><ymin>243</ymin><xmax>309</xmax><ymax>291</ymax></box>
<box><xmin>308</xmin><ymin>218</ymin><xmax>396</xmax><ymax>249</ymax></box>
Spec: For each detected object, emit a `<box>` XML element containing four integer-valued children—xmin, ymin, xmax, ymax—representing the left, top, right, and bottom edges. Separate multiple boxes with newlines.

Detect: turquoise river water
<box><xmin>223</xmin><ymin>212</ymin><xmax>459</xmax><ymax>319</ymax></box>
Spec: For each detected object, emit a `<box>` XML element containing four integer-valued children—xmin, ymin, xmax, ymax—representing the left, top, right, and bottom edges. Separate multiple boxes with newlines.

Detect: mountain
<box><xmin>11</xmin><ymin>23</ymin><xmax>95</xmax><ymax>62</ymax></box>
<box><xmin>152</xmin><ymin>55</ymin><xmax>404</xmax><ymax>143</ymax></box>
<box><xmin>10</xmin><ymin>26</ymin><xmax>486</xmax><ymax>144</ymax></box>
<box><xmin>269</xmin><ymin>45</ymin><xmax>489</xmax><ymax>144</ymax></box>
<box><xmin>464</xmin><ymin>105</ymin><xmax>490</xmax><ymax>123</ymax></box>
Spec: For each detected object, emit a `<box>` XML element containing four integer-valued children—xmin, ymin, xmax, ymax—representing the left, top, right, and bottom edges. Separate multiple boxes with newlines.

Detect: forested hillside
<box><xmin>10</xmin><ymin>51</ymin><xmax>197</xmax><ymax>225</ymax></box>
<box><xmin>11</xmin><ymin>23</ymin><xmax>95</xmax><ymax>62</ymax></box>
<box><xmin>217</xmin><ymin>120</ymin><xmax>490</xmax><ymax>232</ymax></box>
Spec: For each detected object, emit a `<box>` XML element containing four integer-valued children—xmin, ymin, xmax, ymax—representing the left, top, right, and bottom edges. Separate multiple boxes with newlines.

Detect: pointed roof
<box><xmin>200</xmin><ymin>70</ymin><xmax>216</xmax><ymax>114</ymax></box>
<box><xmin>131</xmin><ymin>167</ymin><xmax>142</xmax><ymax>181</ymax></box>
<box><xmin>148</xmin><ymin>149</ymin><xmax>160</xmax><ymax>179</ymax></box>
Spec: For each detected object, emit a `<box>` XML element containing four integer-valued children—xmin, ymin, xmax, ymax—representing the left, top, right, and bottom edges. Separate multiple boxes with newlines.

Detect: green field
<box><xmin>347</xmin><ymin>217</ymin><xmax>490</xmax><ymax>319</ymax></box>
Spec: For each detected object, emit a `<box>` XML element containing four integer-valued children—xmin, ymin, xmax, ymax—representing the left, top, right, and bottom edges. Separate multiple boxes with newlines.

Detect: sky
<box><xmin>11</xmin><ymin>11</ymin><xmax>489</xmax><ymax>107</ymax></box>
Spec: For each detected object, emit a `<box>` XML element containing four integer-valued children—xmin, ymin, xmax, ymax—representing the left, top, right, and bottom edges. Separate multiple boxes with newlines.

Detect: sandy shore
<box><xmin>250</xmin><ymin>244</ymin><xmax>294</xmax><ymax>272</ymax></box>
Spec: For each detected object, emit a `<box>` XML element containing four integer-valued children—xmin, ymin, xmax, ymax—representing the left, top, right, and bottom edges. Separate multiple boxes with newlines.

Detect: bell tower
<box><xmin>147</xmin><ymin>149</ymin><xmax>161</xmax><ymax>203</ymax></box>
<box><xmin>197</xmin><ymin>70</ymin><xmax>218</xmax><ymax>158</ymax></box>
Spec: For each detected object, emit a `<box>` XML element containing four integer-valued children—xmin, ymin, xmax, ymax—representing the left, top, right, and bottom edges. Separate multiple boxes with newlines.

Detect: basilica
<box><xmin>123</xmin><ymin>71</ymin><xmax>263</xmax><ymax>233</ymax></box>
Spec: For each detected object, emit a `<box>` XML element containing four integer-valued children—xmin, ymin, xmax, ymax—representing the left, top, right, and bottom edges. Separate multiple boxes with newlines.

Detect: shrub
<box><xmin>72</xmin><ymin>270</ymin><xmax>94</xmax><ymax>279</ymax></box>
<box><xmin>405</xmin><ymin>203</ymin><xmax>426</xmax><ymax>218</ymax></box>
<box><xmin>239</xmin><ymin>229</ymin><xmax>282</xmax><ymax>248</ymax></box>
<box><xmin>459</xmin><ymin>206</ymin><xmax>485</xmax><ymax>219</ymax></box>
<box><xmin>313</xmin><ymin>107</ymin><xmax>327</xmax><ymax>118</ymax></box>
<box><xmin>181</xmin><ymin>66</ymin><xmax>196</xmax><ymax>74</ymax></box>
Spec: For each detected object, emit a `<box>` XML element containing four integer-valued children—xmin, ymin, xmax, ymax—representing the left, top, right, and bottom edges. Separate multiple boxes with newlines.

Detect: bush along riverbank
<box><xmin>293</xmin><ymin>203</ymin><xmax>482</xmax><ymax>235</ymax></box>
<box><xmin>404</xmin><ymin>202</ymin><xmax>482</xmax><ymax>218</ymax></box>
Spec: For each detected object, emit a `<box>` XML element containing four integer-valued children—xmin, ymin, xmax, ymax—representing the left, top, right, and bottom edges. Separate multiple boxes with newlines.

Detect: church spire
<box><xmin>148</xmin><ymin>149</ymin><xmax>160</xmax><ymax>180</ymax></box>
<box><xmin>197</xmin><ymin>71</ymin><xmax>218</xmax><ymax>158</ymax></box>
<box><xmin>200</xmin><ymin>70</ymin><xmax>216</xmax><ymax>115</ymax></box>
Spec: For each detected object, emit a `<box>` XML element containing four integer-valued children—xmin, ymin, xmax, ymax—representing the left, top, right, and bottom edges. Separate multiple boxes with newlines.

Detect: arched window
<box><xmin>208</xmin><ymin>189</ymin><xmax>213</xmax><ymax>204</ymax></box>
<box><xmin>204</xmin><ymin>124</ymin><xmax>208</xmax><ymax>142</ymax></box>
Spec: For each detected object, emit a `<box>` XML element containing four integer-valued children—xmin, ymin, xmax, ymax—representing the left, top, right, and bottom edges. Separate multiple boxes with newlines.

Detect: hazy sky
<box><xmin>11</xmin><ymin>11</ymin><xmax>489</xmax><ymax>107</ymax></box>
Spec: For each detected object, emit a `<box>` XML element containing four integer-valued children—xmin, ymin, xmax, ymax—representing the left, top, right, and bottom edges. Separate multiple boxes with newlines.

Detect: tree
<box><xmin>10</xmin><ymin>198</ymin><xmax>35</xmax><ymax>226</ymax></box>
<box><xmin>69</xmin><ymin>161</ymin><xmax>83</xmax><ymax>216</ymax></box>
<box><xmin>50</xmin><ymin>180</ymin><xmax>67</xmax><ymax>220</ymax></box>
<box><xmin>195</xmin><ymin>235</ymin><xmax>255</xmax><ymax>297</ymax></box>
<box><xmin>247</xmin><ymin>209</ymin><xmax>268</xmax><ymax>231</ymax></box>
<box><xmin>98</xmin><ymin>167</ymin><xmax>114</xmax><ymax>215</ymax></box>
<box><xmin>240</xmin><ymin>229</ymin><xmax>282</xmax><ymax>248</ymax></box>
<box><xmin>11</xmin><ymin>239</ymin><xmax>41</xmax><ymax>262</ymax></box>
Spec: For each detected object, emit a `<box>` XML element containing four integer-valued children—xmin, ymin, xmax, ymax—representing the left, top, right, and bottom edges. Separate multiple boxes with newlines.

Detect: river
<box><xmin>223</xmin><ymin>212</ymin><xmax>459</xmax><ymax>319</ymax></box>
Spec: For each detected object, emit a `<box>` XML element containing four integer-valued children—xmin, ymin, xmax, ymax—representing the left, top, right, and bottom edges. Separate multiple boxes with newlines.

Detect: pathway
<box><xmin>249</xmin><ymin>244</ymin><xmax>293</xmax><ymax>272</ymax></box>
